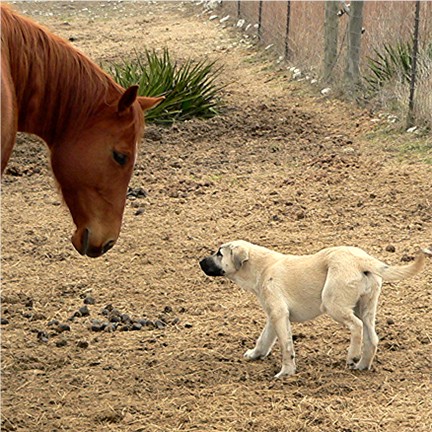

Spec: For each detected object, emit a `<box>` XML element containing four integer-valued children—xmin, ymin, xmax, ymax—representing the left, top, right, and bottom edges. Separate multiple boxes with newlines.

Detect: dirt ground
<box><xmin>1</xmin><ymin>2</ymin><xmax>431</xmax><ymax>431</ymax></box>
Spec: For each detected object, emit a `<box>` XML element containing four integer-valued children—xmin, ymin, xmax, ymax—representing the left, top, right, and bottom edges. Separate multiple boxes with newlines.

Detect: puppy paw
<box><xmin>346</xmin><ymin>357</ymin><xmax>361</xmax><ymax>369</ymax></box>
<box><xmin>274</xmin><ymin>365</ymin><xmax>296</xmax><ymax>379</ymax></box>
<box><xmin>244</xmin><ymin>349</ymin><xmax>265</xmax><ymax>360</ymax></box>
<box><xmin>353</xmin><ymin>360</ymin><xmax>372</xmax><ymax>371</ymax></box>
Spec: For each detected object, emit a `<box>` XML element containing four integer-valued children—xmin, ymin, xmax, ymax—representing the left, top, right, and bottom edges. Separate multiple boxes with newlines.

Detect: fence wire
<box><xmin>216</xmin><ymin>1</ymin><xmax>431</xmax><ymax>128</ymax></box>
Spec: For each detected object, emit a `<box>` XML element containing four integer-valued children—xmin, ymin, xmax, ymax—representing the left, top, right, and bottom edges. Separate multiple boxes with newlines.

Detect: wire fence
<box><xmin>213</xmin><ymin>1</ymin><xmax>432</xmax><ymax>129</ymax></box>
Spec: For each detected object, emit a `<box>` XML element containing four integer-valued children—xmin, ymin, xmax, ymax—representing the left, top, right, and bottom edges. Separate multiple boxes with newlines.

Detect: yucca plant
<box><xmin>365</xmin><ymin>41</ymin><xmax>412</xmax><ymax>92</ymax></box>
<box><xmin>108</xmin><ymin>48</ymin><xmax>225</xmax><ymax>124</ymax></box>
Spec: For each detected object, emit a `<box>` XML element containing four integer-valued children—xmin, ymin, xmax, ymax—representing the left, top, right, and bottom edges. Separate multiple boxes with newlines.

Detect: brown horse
<box><xmin>1</xmin><ymin>5</ymin><xmax>163</xmax><ymax>257</ymax></box>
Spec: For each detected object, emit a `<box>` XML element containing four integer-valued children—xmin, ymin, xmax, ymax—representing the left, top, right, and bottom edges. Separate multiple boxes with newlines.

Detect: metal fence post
<box><xmin>407</xmin><ymin>0</ymin><xmax>421</xmax><ymax>128</ymax></box>
<box><xmin>258</xmin><ymin>0</ymin><xmax>263</xmax><ymax>40</ymax></box>
<box><xmin>285</xmin><ymin>0</ymin><xmax>292</xmax><ymax>59</ymax></box>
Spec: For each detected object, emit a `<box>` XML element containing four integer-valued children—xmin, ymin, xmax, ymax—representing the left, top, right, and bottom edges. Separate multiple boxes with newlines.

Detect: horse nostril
<box><xmin>102</xmin><ymin>240</ymin><xmax>115</xmax><ymax>254</ymax></box>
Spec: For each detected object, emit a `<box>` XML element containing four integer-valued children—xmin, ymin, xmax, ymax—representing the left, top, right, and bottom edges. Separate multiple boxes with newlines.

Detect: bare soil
<box><xmin>1</xmin><ymin>2</ymin><xmax>431</xmax><ymax>432</ymax></box>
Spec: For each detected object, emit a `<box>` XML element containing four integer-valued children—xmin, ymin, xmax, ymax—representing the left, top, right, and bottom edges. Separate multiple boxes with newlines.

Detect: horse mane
<box><xmin>1</xmin><ymin>5</ymin><xmax>127</xmax><ymax>145</ymax></box>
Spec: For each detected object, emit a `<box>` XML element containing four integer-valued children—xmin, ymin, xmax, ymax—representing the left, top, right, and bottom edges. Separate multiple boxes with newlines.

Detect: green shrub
<box><xmin>108</xmin><ymin>48</ymin><xmax>225</xmax><ymax>124</ymax></box>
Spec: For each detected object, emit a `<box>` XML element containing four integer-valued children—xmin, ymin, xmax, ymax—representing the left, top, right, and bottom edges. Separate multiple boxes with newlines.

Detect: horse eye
<box><xmin>113</xmin><ymin>150</ymin><xmax>128</xmax><ymax>166</ymax></box>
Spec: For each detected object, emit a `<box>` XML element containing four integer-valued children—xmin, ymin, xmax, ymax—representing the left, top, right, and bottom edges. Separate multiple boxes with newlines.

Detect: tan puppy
<box><xmin>199</xmin><ymin>241</ymin><xmax>430</xmax><ymax>378</ymax></box>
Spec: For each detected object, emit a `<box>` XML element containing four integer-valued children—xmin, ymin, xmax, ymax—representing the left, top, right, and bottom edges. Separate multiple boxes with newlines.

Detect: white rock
<box><xmin>237</xmin><ymin>19</ymin><xmax>245</xmax><ymax>28</ymax></box>
<box><xmin>220</xmin><ymin>15</ymin><xmax>230</xmax><ymax>23</ymax></box>
<box><xmin>265</xmin><ymin>44</ymin><xmax>274</xmax><ymax>51</ymax></box>
<box><xmin>321</xmin><ymin>87</ymin><xmax>331</xmax><ymax>95</ymax></box>
<box><xmin>209</xmin><ymin>15</ymin><xmax>218</xmax><ymax>21</ymax></box>
<box><xmin>311</xmin><ymin>79</ymin><xmax>318</xmax><ymax>84</ymax></box>
<box><xmin>406</xmin><ymin>126</ymin><xmax>417</xmax><ymax>133</ymax></box>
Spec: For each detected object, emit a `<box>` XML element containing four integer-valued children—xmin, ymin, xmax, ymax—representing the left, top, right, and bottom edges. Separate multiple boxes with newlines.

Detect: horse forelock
<box><xmin>2</xmin><ymin>5</ymin><xmax>127</xmax><ymax>145</ymax></box>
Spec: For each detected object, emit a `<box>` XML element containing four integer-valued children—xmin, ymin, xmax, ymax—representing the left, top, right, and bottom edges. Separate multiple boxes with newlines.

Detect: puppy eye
<box><xmin>113</xmin><ymin>150</ymin><xmax>128</xmax><ymax>166</ymax></box>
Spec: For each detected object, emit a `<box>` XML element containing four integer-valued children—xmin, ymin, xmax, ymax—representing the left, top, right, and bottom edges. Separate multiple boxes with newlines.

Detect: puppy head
<box><xmin>199</xmin><ymin>241</ymin><xmax>249</xmax><ymax>277</ymax></box>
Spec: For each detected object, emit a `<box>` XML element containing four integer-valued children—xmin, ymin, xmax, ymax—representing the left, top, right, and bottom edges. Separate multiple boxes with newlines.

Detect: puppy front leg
<box><xmin>244</xmin><ymin>319</ymin><xmax>277</xmax><ymax>360</ymax></box>
<box><xmin>273</xmin><ymin>313</ymin><xmax>296</xmax><ymax>378</ymax></box>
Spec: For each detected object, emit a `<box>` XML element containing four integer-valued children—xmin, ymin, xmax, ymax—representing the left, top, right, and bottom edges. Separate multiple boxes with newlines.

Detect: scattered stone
<box><xmin>109</xmin><ymin>315</ymin><xmax>121</xmax><ymax>323</ymax></box>
<box><xmin>219</xmin><ymin>15</ymin><xmax>230</xmax><ymax>23</ymax></box>
<box><xmin>385</xmin><ymin>245</ymin><xmax>396</xmax><ymax>253</ymax></box>
<box><xmin>400</xmin><ymin>254</ymin><xmax>414</xmax><ymax>262</ymax></box>
<box><xmin>37</xmin><ymin>331</ymin><xmax>49</xmax><ymax>343</ymax></box>
<box><xmin>321</xmin><ymin>87</ymin><xmax>331</xmax><ymax>96</ymax></box>
<box><xmin>120</xmin><ymin>314</ymin><xmax>131</xmax><ymax>323</ymax></box>
<box><xmin>78</xmin><ymin>305</ymin><xmax>90</xmax><ymax>317</ymax></box>
<box><xmin>131</xmin><ymin>322</ymin><xmax>142</xmax><ymax>331</ymax></box>
<box><xmin>57</xmin><ymin>323</ymin><xmax>71</xmax><ymax>332</ymax></box>
<box><xmin>135</xmin><ymin>208</ymin><xmax>144</xmax><ymax>216</ymax></box>
<box><xmin>127</xmin><ymin>187</ymin><xmax>147</xmax><ymax>199</ymax></box>
<box><xmin>163</xmin><ymin>306</ymin><xmax>173</xmax><ymax>314</ymax></box>
<box><xmin>184</xmin><ymin>323</ymin><xmax>193</xmax><ymax>328</ymax></box>
<box><xmin>154</xmin><ymin>320</ymin><xmax>166</xmax><ymax>329</ymax></box>
<box><xmin>48</xmin><ymin>319</ymin><xmax>60</xmax><ymax>327</ymax></box>
<box><xmin>386</xmin><ymin>318</ymin><xmax>395</xmax><ymax>325</ymax></box>
<box><xmin>1</xmin><ymin>318</ymin><xmax>9</xmax><ymax>325</ymax></box>
<box><xmin>84</xmin><ymin>296</ymin><xmax>96</xmax><ymax>305</ymax></box>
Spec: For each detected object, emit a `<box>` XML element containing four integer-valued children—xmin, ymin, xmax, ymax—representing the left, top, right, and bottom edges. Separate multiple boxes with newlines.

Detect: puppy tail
<box><xmin>373</xmin><ymin>247</ymin><xmax>431</xmax><ymax>282</ymax></box>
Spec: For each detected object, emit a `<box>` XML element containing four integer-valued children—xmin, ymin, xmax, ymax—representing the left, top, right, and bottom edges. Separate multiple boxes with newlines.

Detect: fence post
<box><xmin>407</xmin><ymin>0</ymin><xmax>421</xmax><ymax>128</ymax></box>
<box><xmin>258</xmin><ymin>0</ymin><xmax>263</xmax><ymax>40</ymax></box>
<box><xmin>323</xmin><ymin>1</ymin><xmax>339</xmax><ymax>82</ymax></box>
<box><xmin>237</xmin><ymin>0</ymin><xmax>241</xmax><ymax>19</ymax></box>
<box><xmin>285</xmin><ymin>0</ymin><xmax>292</xmax><ymax>59</ymax></box>
<box><xmin>345</xmin><ymin>0</ymin><xmax>364</xmax><ymax>93</ymax></box>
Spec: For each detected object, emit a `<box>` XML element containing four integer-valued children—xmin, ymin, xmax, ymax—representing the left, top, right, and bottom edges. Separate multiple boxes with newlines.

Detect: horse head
<box><xmin>50</xmin><ymin>86</ymin><xmax>163</xmax><ymax>258</ymax></box>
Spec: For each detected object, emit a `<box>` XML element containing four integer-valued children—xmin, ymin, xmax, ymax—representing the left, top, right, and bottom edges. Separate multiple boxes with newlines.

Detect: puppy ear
<box><xmin>232</xmin><ymin>246</ymin><xmax>249</xmax><ymax>270</ymax></box>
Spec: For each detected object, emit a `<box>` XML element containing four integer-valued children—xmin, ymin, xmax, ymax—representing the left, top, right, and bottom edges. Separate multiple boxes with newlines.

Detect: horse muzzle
<box><xmin>72</xmin><ymin>228</ymin><xmax>116</xmax><ymax>258</ymax></box>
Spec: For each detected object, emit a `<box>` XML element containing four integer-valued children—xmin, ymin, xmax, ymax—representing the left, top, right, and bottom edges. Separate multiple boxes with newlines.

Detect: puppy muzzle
<box><xmin>199</xmin><ymin>257</ymin><xmax>225</xmax><ymax>277</ymax></box>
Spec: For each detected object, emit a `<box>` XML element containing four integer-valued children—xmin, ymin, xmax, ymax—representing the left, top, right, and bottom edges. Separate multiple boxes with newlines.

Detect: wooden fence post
<box><xmin>323</xmin><ymin>0</ymin><xmax>339</xmax><ymax>82</ymax></box>
<box><xmin>345</xmin><ymin>0</ymin><xmax>364</xmax><ymax>93</ymax></box>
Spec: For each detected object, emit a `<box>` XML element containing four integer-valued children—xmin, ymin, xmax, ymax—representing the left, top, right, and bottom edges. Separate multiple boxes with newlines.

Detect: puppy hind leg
<box><xmin>322</xmin><ymin>275</ymin><xmax>364</xmax><ymax>367</ymax></box>
<box><xmin>244</xmin><ymin>319</ymin><xmax>277</xmax><ymax>360</ymax></box>
<box><xmin>355</xmin><ymin>285</ymin><xmax>381</xmax><ymax>370</ymax></box>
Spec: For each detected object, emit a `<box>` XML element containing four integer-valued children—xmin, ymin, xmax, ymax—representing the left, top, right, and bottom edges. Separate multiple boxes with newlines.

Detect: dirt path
<box><xmin>1</xmin><ymin>2</ymin><xmax>431</xmax><ymax>431</ymax></box>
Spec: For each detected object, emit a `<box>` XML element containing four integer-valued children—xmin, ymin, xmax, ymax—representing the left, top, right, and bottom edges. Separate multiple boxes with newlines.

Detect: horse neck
<box><xmin>5</xmin><ymin>7</ymin><xmax>121</xmax><ymax>147</ymax></box>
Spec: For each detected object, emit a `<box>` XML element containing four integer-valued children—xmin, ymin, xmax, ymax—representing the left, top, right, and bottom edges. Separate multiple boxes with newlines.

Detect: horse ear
<box><xmin>232</xmin><ymin>246</ymin><xmax>249</xmax><ymax>271</ymax></box>
<box><xmin>118</xmin><ymin>85</ymin><xmax>139</xmax><ymax>114</ymax></box>
<box><xmin>137</xmin><ymin>96</ymin><xmax>165</xmax><ymax>112</ymax></box>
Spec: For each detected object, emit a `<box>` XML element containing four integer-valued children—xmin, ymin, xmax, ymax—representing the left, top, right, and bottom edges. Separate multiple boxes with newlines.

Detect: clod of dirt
<box><xmin>77</xmin><ymin>340</ymin><xmax>89</xmax><ymax>349</ymax></box>
<box><xmin>385</xmin><ymin>244</ymin><xmax>396</xmax><ymax>253</ymax></box>
<box><xmin>55</xmin><ymin>339</ymin><xmax>68</xmax><ymax>348</ymax></box>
